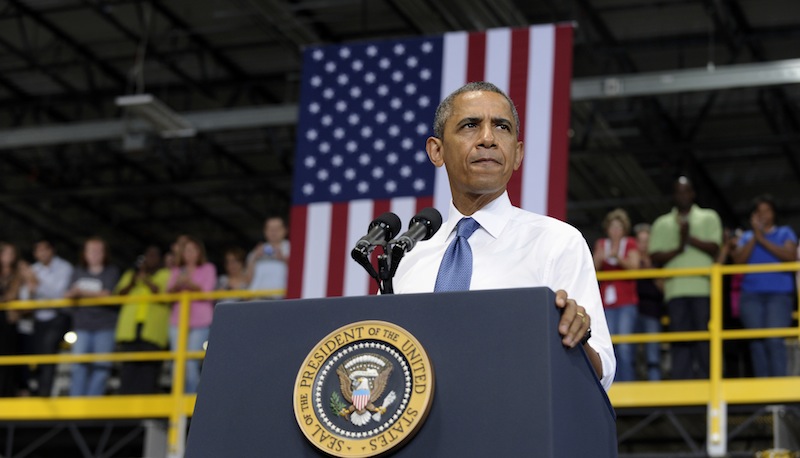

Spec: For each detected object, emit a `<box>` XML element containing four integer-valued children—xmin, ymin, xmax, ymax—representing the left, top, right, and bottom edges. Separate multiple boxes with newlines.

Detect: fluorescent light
<box><xmin>115</xmin><ymin>94</ymin><xmax>197</xmax><ymax>138</ymax></box>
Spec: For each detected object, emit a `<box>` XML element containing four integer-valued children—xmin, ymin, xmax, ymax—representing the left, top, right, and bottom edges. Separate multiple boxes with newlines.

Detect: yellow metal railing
<box><xmin>0</xmin><ymin>263</ymin><xmax>799</xmax><ymax>453</ymax></box>
<box><xmin>0</xmin><ymin>289</ymin><xmax>283</xmax><ymax>457</ymax></box>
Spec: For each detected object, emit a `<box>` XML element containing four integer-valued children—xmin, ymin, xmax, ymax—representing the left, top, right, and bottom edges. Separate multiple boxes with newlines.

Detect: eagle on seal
<box><xmin>336</xmin><ymin>357</ymin><xmax>395</xmax><ymax>426</ymax></box>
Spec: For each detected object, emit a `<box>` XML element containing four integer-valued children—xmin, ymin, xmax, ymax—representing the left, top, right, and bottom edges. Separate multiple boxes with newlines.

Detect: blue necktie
<box><xmin>434</xmin><ymin>217</ymin><xmax>480</xmax><ymax>292</ymax></box>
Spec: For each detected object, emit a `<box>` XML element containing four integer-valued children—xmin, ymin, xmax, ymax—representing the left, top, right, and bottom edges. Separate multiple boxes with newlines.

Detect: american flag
<box><xmin>287</xmin><ymin>24</ymin><xmax>574</xmax><ymax>299</ymax></box>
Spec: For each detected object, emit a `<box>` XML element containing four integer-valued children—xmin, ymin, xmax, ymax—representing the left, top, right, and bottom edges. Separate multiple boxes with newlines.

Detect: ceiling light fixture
<box><xmin>115</xmin><ymin>94</ymin><xmax>197</xmax><ymax>139</ymax></box>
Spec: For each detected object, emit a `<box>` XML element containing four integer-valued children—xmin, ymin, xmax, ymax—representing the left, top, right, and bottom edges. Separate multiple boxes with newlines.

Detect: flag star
<box><xmin>376</xmin><ymin>112</ymin><xmax>388</xmax><ymax>123</ymax></box>
<box><xmin>403</xmin><ymin>110</ymin><xmax>415</xmax><ymax>122</ymax></box>
<box><xmin>386</xmin><ymin>152</ymin><xmax>398</xmax><ymax>164</ymax></box>
<box><xmin>337</xmin><ymin>74</ymin><xmax>349</xmax><ymax>85</ymax></box>
<box><xmin>416</xmin><ymin>123</ymin><xmax>428</xmax><ymax>135</ymax></box>
<box><xmin>405</xmin><ymin>83</ymin><xmax>417</xmax><ymax>95</ymax></box>
<box><xmin>346</xmin><ymin>140</ymin><xmax>358</xmax><ymax>152</ymax></box>
<box><xmin>366</xmin><ymin>45</ymin><xmax>378</xmax><ymax>57</ymax></box>
<box><xmin>344</xmin><ymin>168</ymin><xmax>357</xmax><ymax>180</ymax></box>
<box><xmin>420</xmin><ymin>68</ymin><xmax>431</xmax><ymax>80</ymax></box>
<box><xmin>303</xmin><ymin>183</ymin><xmax>315</xmax><ymax>195</ymax></box>
<box><xmin>358</xmin><ymin>181</ymin><xmax>369</xmax><ymax>193</ymax></box>
<box><xmin>304</xmin><ymin>156</ymin><xmax>317</xmax><ymax>168</ymax></box>
<box><xmin>390</xmin><ymin>98</ymin><xmax>402</xmax><ymax>109</ymax></box>
<box><xmin>310</xmin><ymin>75</ymin><xmax>322</xmax><ymax>87</ymax></box>
<box><xmin>339</xmin><ymin>47</ymin><xmax>351</xmax><ymax>59</ymax></box>
<box><xmin>388</xmin><ymin>125</ymin><xmax>400</xmax><ymax>136</ymax></box>
<box><xmin>364</xmin><ymin>72</ymin><xmax>376</xmax><ymax>84</ymax></box>
<box><xmin>362</xmin><ymin>99</ymin><xmax>375</xmax><ymax>111</ymax></box>
<box><xmin>415</xmin><ymin>151</ymin><xmax>428</xmax><ymax>162</ymax></box>
<box><xmin>372</xmin><ymin>167</ymin><xmax>384</xmax><ymax>179</ymax></box>
<box><xmin>317</xmin><ymin>169</ymin><xmax>329</xmax><ymax>181</ymax></box>
<box><xmin>351</xmin><ymin>60</ymin><xmax>363</xmax><ymax>71</ymax></box>
<box><xmin>306</xmin><ymin>129</ymin><xmax>318</xmax><ymax>141</ymax></box>
<box><xmin>421</xmin><ymin>42</ymin><xmax>433</xmax><ymax>53</ymax></box>
<box><xmin>400</xmin><ymin>165</ymin><xmax>412</xmax><ymax>177</ymax></box>
<box><xmin>331</xmin><ymin>155</ymin><xmax>343</xmax><ymax>167</ymax></box>
<box><xmin>348</xmin><ymin>114</ymin><xmax>360</xmax><ymax>125</ymax></box>
<box><xmin>360</xmin><ymin>126</ymin><xmax>373</xmax><ymax>138</ymax></box>
<box><xmin>393</xmin><ymin>44</ymin><xmax>405</xmax><ymax>55</ymax></box>
<box><xmin>323</xmin><ymin>88</ymin><xmax>335</xmax><ymax>99</ymax></box>
<box><xmin>418</xmin><ymin>95</ymin><xmax>430</xmax><ymax>107</ymax></box>
<box><xmin>385</xmin><ymin>180</ymin><xmax>397</xmax><ymax>193</ymax></box>
<box><xmin>319</xmin><ymin>142</ymin><xmax>330</xmax><ymax>153</ymax></box>
<box><xmin>333</xmin><ymin>128</ymin><xmax>345</xmax><ymax>139</ymax></box>
<box><xmin>335</xmin><ymin>100</ymin><xmax>347</xmax><ymax>112</ymax></box>
<box><xmin>379</xmin><ymin>58</ymin><xmax>391</xmax><ymax>69</ymax></box>
<box><xmin>406</xmin><ymin>56</ymin><xmax>418</xmax><ymax>68</ymax></box>
<box><xmin>350</xmin><ymin>86</ymin><xmax>362</xmax><ymax>98</ymax></box>
<box><xmin>359</xmin><ymin>154</ymin><xmax>371</xmax><ymax>165</ymax></box>
<box><xmin>325</xmin><ymin>61</ymin><xmax>337</xmax><ymax>73</ymax></box>
<box><xmin>321</xmin><ymin>115</ymin><xmax>333</xmax><ymax>126</ymax></box>
<box><xmin>377</xmin><ymin>85</ymin><xmax>389</xmax><ymax>96</ymax></box>
<box><xmin>312</xmin><ymin>49</ymin><xmax>324</xmax><ymax>60</ymax></box>
<box><xmin>401</xmin><ymin>138</ymin><xmax>414</xmax><ymax>150</ymax></box>
<box><xmin>413</xmin><ymin>178</ymin><xmax>426</xmax><ymax>191</ymax></box>
<box><xmin>330</xmin><ymin>182</ymin><xmax>342</xmax><ymax>194</ymax></box>
<box><xmin>391</xmin><ymin>71</ymin><xmax>404</xmax><ymax>82</ymax></box>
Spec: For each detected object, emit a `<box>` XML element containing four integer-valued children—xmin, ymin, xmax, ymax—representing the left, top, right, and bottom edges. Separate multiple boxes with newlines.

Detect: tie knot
<box><xmin>456</xmin><ymin>217</ymin><xmax>480</xmax><ymax>239</ymax></box>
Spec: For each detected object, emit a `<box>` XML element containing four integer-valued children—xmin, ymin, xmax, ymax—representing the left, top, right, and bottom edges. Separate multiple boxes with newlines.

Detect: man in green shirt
<box><xmin>649</xmin><ymin>176</ymin><xmax>722</xmax><ymax>379</ymax></box>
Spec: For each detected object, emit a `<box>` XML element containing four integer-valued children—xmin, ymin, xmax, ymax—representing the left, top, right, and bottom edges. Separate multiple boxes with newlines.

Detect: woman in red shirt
<box><xmin>594</xmin><ymin>209</ymin><xmax>640</xmax><ymax>381</ymax></box>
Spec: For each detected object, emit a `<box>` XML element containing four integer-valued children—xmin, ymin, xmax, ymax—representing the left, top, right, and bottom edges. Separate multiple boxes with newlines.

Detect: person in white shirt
<box><xmin>392</xmin><ymin>81</ymin><xmax>616</xmax><ymax>390</ymax></box>
<box><xmin>30</xmin><ymin>240</ymin><xmax>74</xmax><ymax>396</ymax></box>
<box><xmin>246</xmin><ymin>216</ymin><xmax>290</xmax><ymax>298</ymax></box>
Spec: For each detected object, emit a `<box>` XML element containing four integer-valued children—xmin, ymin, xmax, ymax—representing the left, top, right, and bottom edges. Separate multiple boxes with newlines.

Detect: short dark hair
<box><xmin>432</xmin><ymin>81</ymin><xmax>520</xmax><ymax>139</ymax></box>
<box><xmin>751</xmin><ymin>194</ymin><xmax>776</xmax><ymax>215</ymax></box>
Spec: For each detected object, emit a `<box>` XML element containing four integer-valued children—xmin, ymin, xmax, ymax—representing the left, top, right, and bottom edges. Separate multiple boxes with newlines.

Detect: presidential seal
<box><xmin>293</xmin><ymin>321</ymin><xmax>434</xmax><ymax>457</ymax></box>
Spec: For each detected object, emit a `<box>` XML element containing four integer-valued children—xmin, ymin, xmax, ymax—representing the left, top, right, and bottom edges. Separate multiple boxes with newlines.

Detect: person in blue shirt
<box><xmin>732</xmin><ymin>194</ymin><xmax>798</xmax><ymax>377</ymax></box>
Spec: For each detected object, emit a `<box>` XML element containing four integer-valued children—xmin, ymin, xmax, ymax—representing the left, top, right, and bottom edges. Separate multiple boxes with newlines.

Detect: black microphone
<box><xmin>391</xmin><ymin>207</ymin><xmax>443</xmax><ymax>254</ymax></box>
<box><xmin>351</xmin><ymin>212</ymin><xmax>402</xmax><ymax>258</ymax></box>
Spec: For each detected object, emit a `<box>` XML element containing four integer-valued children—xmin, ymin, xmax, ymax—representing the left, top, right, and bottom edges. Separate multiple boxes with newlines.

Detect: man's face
<box><xmin>264</xmin><ymin>218</ymin><xmax>287</xmax><ymax>244</ymax></box>
<box><xmin>673</xmin><ymin>181</ymin><xmax>695</xmax><ymax>210</ymax></box>
<box><xmin>34</xmin><ymin>242</ymin><xmax>54</xmax><ymax>264</ymax></box>
<box><xmin>427</xmin><ymin>91</ymin><xmax>523</xmax><ymax>201</ymax></box>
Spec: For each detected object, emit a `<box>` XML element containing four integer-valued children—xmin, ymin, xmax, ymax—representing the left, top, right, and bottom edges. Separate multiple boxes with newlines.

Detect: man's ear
<box><xmin>426</xmin><ymin>137</ymin><xmax>444</xmax><ymax>167</ymax></box>
<box><xmin>513</xmin><ymin>140</ymin><xmax>524</xmax><ymax>170</ymax></box>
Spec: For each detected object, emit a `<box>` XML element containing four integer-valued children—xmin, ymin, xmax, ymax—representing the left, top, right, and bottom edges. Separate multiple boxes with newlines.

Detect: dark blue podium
<box><xmin>186</xmin><ymin>287</ymin><xmax>617</xmax><ymax>457</ymax></box>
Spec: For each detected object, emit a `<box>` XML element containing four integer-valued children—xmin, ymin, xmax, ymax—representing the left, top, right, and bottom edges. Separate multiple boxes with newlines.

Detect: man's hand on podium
<box><xmin>555</xmin><ymin>290</ymin><xmax>603</xmax><ymax>379</ymax></box>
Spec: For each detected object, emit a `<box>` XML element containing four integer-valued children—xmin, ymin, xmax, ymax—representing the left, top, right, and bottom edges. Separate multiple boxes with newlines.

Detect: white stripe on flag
<box><xmin>521</xmin><ymin>25</ymin><xmax>555</xmax><ymax>215</ymax></box>
<box><xmin>485</xmin><ymin>28</ymin><xmax>511</xmax><ymax>94</ymax></box>
<box><xmin>342</xmin><ymin>199</ymin><xmax>374</xmax><ymax>297</ymax></box>
<box><xmin>391</xmin><ymin>197</ymin><xmax>419</xmax><ymax>233</ymax></box>
<box><xmin>302</xmin><ymin>203</ymin><xmax>332</xmax><ymax>299</ymax></box>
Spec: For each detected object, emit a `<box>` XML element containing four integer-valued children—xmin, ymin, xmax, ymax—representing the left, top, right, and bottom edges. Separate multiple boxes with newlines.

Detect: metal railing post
<box><xmin>707</xmin><ymin>263</ymin><xmax>727</xmax><ymax>457</ymax></box>
<box><xmin>168</xmin><ymin>291</ymin><xmax>191</xmax><ymax>458</ymax></box>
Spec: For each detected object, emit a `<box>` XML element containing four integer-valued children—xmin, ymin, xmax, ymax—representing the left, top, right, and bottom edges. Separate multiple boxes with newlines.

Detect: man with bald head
<box><xmin>392</xmin><ymin>81</ymin><xmax>616</xmax><ymax>390</ymax></box>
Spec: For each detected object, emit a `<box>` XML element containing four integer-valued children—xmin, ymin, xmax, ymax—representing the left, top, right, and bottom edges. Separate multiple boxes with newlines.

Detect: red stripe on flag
<box><xmin>466</xmin><ymin>32</ymin><xmax>486</xmax><ymax>83</ymax></box>
<box><xmin>326</xmin><ymin>202</ymin><xmax>349</xmax><ymax>297</ymax></box>
<box><xmin>505</xmin><ymin>27</ymin><xmax>530</xmax><ymax>208</ymax></box>
<box><xmin>415</xmin><ymin>196</ymin><xmax>433</xmax><ymax>214</ymax></box>
<box><xmin>286</xmin><ymin>205</ymin><xmax>308</xmax><ymax>299</ymax></box>
<box><xmin>547</xmin><ymin>25</ymin><xmax>573</xmax><ymax>221</ymax></box>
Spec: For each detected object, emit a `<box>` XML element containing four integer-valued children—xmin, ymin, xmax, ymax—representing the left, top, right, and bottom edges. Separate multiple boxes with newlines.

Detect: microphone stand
<box><xmin>377</xmin><ymin>253</ymin><xmax>393</xmax><ymax>295</ymax></box>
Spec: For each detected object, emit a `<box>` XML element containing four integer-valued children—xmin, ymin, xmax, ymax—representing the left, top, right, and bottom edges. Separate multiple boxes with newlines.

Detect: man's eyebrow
<box><xmin>456</xmin><ymin>116</ymin><xmax>482</xmax><ymax>125</ymax></box>
<box><xmin>492</xmin><ymin>116</ymin><xmax>512</xmax><ymax>125</ymax></box>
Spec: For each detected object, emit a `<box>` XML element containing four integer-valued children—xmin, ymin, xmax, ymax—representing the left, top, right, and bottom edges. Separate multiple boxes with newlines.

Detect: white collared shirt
<box><xmin>31</xmin><ymin>256</ymin><xmax>74</xmax><ymax>321</ymax></box>
<box><xmin>393</xmin><ymin>192</ymin><xmax>616</xmax><ymax>390</ymax></box>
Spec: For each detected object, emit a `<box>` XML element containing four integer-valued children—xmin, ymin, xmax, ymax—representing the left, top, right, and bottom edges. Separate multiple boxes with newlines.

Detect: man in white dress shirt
<box><xmin>392</xmin><ymin>81</ymin><xmax>616</xmax><ymax>390</ymax></box>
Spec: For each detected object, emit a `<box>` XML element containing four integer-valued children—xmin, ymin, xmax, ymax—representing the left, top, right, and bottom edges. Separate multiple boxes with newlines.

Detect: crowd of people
<box><xmin>596</xmin><ymin>176</ymin><xmax>799</xmax><ymax>382</ymax></box>
<box><xmin>0</xmin><ymin>215</ymin><xmax>290</xmax><ymax>397</ymax></box>
<box><xmin>0</xmin><ymin>174</ymin><xmax>798</xmax><ymax>397</ymax></box>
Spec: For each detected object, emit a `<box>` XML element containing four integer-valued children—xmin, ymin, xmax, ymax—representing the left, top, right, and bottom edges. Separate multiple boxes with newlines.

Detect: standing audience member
<box><xmin>167</xmin><ymin>236</ymin><xmax>216</xmax><ymax>394</ymax></box>
<box><xmin>594</xmin><ymin>209</ymin><xmax>640</xmax><ymax>382</ymax></box>
<box><xmin>0</xmin><ymin>243</ymin><xmax>35</xmax><ymax>396</ymax></box>
<box><xmin>246</xmin><ymin>216</ymin><xmax>290</xmax><ymax>298</ymax></box>
<box><xmin>65</xmin><ymin>237</ymin><xmax>120</xmax><ymax>397</ymax></box>
<box><xmin>30</xmin><ymin>240</ymin><xmax>74</xmax><ymax>396</ymax></box>
<box><xmin>649</xmin><ymin>176</ymin><xmax>721</xmax><ymax>379</ymax></box>
<box><xmin>115</xmin><ymin>246</ymin><xmax>171</xmax><ymax>394</ymax></box>
<box><xmin>217</xmin><ymin>247</ymin><xmax>249</xmax><ymax>300</ymax></box>
<box><xmin>718</xmin><ymin>228</ymin><xmax>751</xmax><ymax>378</ymax></box>
<box><xmin>732</xmin><ymin>195</ymin><xmax>798</xmax><ymax>377</ymax></box>
<box><xmin>633</xmin><ymin>224</ymin><xmax>665</xmax><ymax>381</ymax></box>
